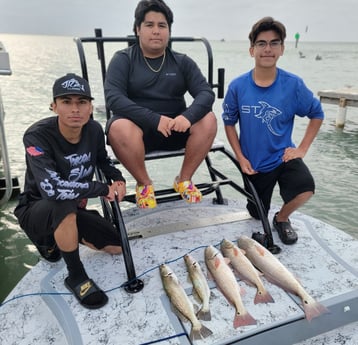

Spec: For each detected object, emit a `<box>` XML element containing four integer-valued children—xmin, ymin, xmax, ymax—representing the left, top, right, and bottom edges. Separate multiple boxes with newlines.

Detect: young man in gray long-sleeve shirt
<box><xmin>105</xmin><ymin>0</ymin><xmax>217</xmax><ymax>209</ymax></box>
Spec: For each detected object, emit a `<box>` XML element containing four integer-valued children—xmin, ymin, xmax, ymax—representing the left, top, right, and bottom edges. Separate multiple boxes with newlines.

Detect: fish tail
<box><xmin>303</xmin><ymin>300</ymin><xmax>330</xmax><ymax>322</ymax></box>
<box><xmin>196</xmin><ymin>307</ymin><xmax>212</xmax><ymax>321</ymax></box>
<box><xmin>233</xmin><ymin>311</ymin><xmax>257</xmax><ymax>328</ymax></box>
<box><xmin>190</xmin><ymin>324</ymin><xmax>213</xmax><ymax>340</ymax></box>
<box><xmin>254</xmin><ymin>289</ymin><xmax>275</xmax><ymax>304</ymax></box>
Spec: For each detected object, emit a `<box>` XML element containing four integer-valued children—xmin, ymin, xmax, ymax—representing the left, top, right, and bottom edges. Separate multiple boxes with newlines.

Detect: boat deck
<box><xmin>1</xmin><ymin>199</ymin><xmax>357</xmax><ymax>345</ymax></box>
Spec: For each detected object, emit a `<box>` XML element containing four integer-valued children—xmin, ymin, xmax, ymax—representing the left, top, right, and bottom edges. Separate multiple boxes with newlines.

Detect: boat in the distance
<box><xmin>0</xmin><ymin>31</ymin><xmax>357</xmax><ymax>345</ymax></box>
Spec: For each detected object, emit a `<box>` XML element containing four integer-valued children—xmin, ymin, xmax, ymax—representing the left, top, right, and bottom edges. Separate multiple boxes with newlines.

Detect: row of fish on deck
<box><xmin>160</xmin><ymin>235</ymin><xmax>329</xmax><ymax>341</ymax></box>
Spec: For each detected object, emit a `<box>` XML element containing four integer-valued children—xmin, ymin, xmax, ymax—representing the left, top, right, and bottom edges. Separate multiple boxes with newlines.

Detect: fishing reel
<box><xmin>252</xmin><ymin>231</ymin><xmax>281</xmax><ymax>254</ymax></box>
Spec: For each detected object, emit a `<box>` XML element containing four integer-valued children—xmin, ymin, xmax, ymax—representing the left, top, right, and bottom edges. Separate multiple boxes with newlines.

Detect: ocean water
<box><xmin>0</xmin><ymin>34</ymin><xmax>357</xmax><ymax>302</ymax></box>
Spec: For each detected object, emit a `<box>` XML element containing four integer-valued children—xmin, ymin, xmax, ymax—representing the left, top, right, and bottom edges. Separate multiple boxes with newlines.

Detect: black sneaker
<box><xmin>272</xmin><ymin>212</ymin><xmax>298</xmax><ymax>245</ymax></box>
<box><xmin>36</xmin><ymin>243</ymin><xmax>61</xmax><ymax>262</ymax></box>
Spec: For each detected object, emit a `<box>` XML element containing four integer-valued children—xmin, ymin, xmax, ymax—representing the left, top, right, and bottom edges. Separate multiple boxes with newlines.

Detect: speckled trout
<box><xmin>237</xmin><ymin>235</ymin><xmax>329</xmax><ymax>321</ymax></box>
<box><xmin>204</xmin><ymin>245</ymin><xmax>257</xmax><ymax>329</ymax></box>
<box><xmin>184</xmin><ymin>254</ymin><xmax>212</xmax><ymax>321</ymax></box>
<box><xmin>220</xmin><ymin>238</ymin><xmax>274</xmax><ymax>304</ymax></box>
<box><xmin>159</xmin><ymin>264</ymin><xmax>213</xmax><ymax>340</ymax></box>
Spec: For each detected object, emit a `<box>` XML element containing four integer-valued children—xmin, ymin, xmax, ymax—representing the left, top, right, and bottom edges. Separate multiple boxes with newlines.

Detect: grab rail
<box><xmin>74</xmin><ymin>28</ymin><xmax>225</xmax><ymax>120</ymax></box>
<box><xmin>0</xmin><ymin>90</ymin><xmax>13</xmax><ymax>206</ymax></box>
<box><xmin>0</xmin><ymin>42</ymin><xmax>13</xmax><ymax>206</ymax></box>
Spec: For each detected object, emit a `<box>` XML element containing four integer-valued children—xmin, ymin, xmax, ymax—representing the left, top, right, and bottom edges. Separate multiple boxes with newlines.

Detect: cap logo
<box><xmin>61</xmin><ymin>78</ymin><xmax>85</xmax><ymax>92</ymax></box>
<box><xmin>53</xmin><ymin>74</ymin><xmax>92</xmax><ymax>99</ymax></box>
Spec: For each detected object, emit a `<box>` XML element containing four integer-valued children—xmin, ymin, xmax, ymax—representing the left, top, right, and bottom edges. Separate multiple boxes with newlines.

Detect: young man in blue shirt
<box><xmin>222</xmin><ymin>17</ymin><xmax>324</xmax><ymax>245</ymax></box>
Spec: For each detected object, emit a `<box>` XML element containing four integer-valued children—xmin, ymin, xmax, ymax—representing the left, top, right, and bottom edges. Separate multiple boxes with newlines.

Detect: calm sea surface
<box><xmin>0</xmin><ymin>34</ymin><xmax>357</xmax><ymax>302</ymax></box>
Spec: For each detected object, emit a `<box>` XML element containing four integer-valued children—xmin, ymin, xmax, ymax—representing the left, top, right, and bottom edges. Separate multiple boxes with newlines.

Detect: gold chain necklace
<box><xmin>143</xmin><ymin>50</ymin><xmax>166</xmax><ymax>73</ymax></box>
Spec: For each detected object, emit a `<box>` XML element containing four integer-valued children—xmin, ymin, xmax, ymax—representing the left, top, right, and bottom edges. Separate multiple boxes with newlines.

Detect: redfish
<box><xmin>237</xmin><ymin>235</ymin><xmax>329</xmax><ymax>321</ymax></box>
<box><xmin>220</xmin><ymin>238</ymin><xmax>274</xmax><ymax>304</ymax></box>
<box><xmin>159</xmin><ymin>264</ymin><xmax>213</xmax><ymax>340</ymax></box>
<box><xmin>204</xmin><ymin>245</ymin><xmax>257</xmax><ymax>329</ymax></box>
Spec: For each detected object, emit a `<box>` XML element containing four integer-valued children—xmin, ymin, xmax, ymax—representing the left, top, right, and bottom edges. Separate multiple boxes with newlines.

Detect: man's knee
<box><xmin>56</xmin><ymin>212</ymin><xmax>77</xmax><ymax>230</ymax></box>
<box><xmin>191</xmin><ymin>111</ymin><xmax>217</xmax><ymax>137</ymax></box>
<box><xmin>82</xmin><ymin>239</ymin><xmax>122</xmax><ymax>255</ymax></box>
<box><xmin>206</xmin><ymin>112</ymin><xmax>218</xmax><ymax>136</ymax></box>
<box><xmin>108</xmin><ymin>118</ymin><xmax>143</xmax><ymax>146</ymax></box>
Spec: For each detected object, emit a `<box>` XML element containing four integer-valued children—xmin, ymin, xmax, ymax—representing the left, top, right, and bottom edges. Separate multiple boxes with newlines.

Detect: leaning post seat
<box><xmin>106</xmin><ymin>139</ymin><xmax>228</xmax><ymax>205</ymax></box>
<box><xmin>74</xmin><ymin>29</ymin><xmax>278</xmax><ymax>254</ymax></box>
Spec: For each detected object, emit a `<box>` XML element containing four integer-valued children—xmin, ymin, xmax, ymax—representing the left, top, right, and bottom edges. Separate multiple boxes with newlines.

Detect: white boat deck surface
<box><xmin>0</xmin><ymin>199</ymin><xmax>357</xmax><ymax>345</ymax></box>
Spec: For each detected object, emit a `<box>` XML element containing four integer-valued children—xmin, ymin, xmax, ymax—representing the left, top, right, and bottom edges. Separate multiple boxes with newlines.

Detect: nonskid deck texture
<box><xmin>0</xmin><ymin>199</ymin><xmax>357</xmax><ymax>345</ymax></box>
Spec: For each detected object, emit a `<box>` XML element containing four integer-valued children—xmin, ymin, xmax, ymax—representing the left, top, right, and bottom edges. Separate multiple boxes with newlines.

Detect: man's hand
<box><xmin>157</xmin><ymin>114</ymin><xmax>191</xmax><ymax>137</ymax></box>
<box><xmin>169</xmin><ymin>115</ymin><xmax>191</xmax><ymax>132</ymax></box>
<box><xmin>282</xmin><ymin>147</ymin><xmax>305</xmax><ymax>162</ymax></box>
<box><xmin>105</xmin><ymin>181</ymin><xmax>126</xmax><ymax>202</ymax></box>
<box><xmin>157</xmin><ymin>115</ymin><xmax>173</xmax><ymax>137</ymax></box>
<box><xmin>238</xmin><ymin>156</ymin><xmax>257</xmax><ymax>175</ymax></box>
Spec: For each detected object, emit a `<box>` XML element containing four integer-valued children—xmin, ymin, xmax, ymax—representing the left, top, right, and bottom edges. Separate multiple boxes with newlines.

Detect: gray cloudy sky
<box><xmin>0</xmin><ymin>0</ymin><xmax>357</xmax><ymax>42</ymax></box>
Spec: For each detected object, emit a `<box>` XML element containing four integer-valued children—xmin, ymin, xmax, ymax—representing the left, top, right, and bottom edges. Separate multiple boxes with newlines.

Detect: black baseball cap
<box><xmin>52</xmin><ymin>73</ymin><xmax>94</xmax><ymax>100</ymax></box>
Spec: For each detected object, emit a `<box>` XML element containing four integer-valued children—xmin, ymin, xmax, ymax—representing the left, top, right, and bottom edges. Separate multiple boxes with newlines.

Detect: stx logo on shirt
<box><xmin>241</xmin><ymin>101</ymin><xmax>282</xmax><ymax>136</ymax></box>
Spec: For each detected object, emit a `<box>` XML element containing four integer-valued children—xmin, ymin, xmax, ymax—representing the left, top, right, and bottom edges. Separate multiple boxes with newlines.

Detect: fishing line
<box><xmin>138</xmin><ymin>332</ymin><xmax>187</xmax><ymax>345</ymax></box>
<box><xmin>0</xmin><ymin>242</ymin><xmax>223</xmax><ymax>307</ymax></box>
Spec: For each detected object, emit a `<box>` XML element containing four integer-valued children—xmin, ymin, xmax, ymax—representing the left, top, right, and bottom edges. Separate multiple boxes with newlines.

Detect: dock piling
<box><xmin>318</xmin><ymin>89</ymin><xmax>358</xmax><ymax>129</ymax></box>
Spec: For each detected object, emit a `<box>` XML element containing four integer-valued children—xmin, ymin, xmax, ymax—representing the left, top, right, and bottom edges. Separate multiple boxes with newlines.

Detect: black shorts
<box><xmin>245</xmin><ymin>158</ymin><xmax>315</xmax><ymax>218</ymax></box>
<box><xmin>106</xmin><ymin>116</ymin><xmax>190</xmax><ymax>153</ymax></box>
<box><xmin>14</xmin><ymin>199</ymin><xmax>121</xmax><ymax>250</ymax></box>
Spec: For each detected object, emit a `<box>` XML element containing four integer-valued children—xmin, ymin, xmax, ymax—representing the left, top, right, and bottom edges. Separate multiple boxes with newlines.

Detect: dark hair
<box><xmin>248</xmin><ymin>17</ymin><xmax>286</xmax><ymax>46</ymax></box>
<box><xmin>133</xmin><ymin>0</ymin><xmax>174</xmax><ymax>36</ymax></box>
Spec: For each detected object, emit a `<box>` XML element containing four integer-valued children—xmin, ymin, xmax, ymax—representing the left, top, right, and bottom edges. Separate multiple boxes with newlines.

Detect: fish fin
<box><xmin>196</xmin><ymin>307</ymin><xmax>212</xmax><ymax>321</ymax></box>
<box><xmin>231</xmin><ymin>268</ymin><xmax>243</xmax><ymax>279</ymax></box>
<box><xmin>207</xmin><ymin>270</ymin><xmax>214</xmax><ymax>281</ymax></box>
<box><xmin>233</xmin><ymin>247</ymin><xmax>241</xmax><ymax>256</ymax></box>
<box><xmin>233</xmin><ymin>270</ymin><xmax>257</xmax><ymax>288</ymax></box>
<box><xmin>199</xmin><ymin>324</ymin><xmax>213</xmax><ymax>339</ymax></box>
<box><xmin>232</xmin><ymin>270</ymin><xmax>240</xmax><ymax>278</ymax></box>
<box><xmin>190</xmin><ymin>324</ymin><xmax>213</xmax><ymax>340</ymax></box>
<box><xmin>224</xmin><ymin>257</ymin><xmax>231</xmax><ymax>265</ymax></box>
<box><xmin>214</xmin><ymin>256</ymin><xmax>221</xmax><ymax>269</ymax></box>
<box><xmin>240</xmin><ymin>277</ymin><xmax>256</xmax><ymax>288</ymax></box>
<box><xmin>257</xmin><ymin>269</ymin><xmax>264</xmax><ymax>276</ymax></box>
<box><xmin>233</xmin><ymin>311</ymin><xmax>257</xmax><ymax>328</ymax></box>
<box><xmin>254</xmin><ymin>245</ymin><xmax>266</xmax><ymax>256</ymax></box>
<box><xmin>254</xmin><ymin>289</ymin><xmax>275</xmax><ymax>304</ymax></box>
<box><xmin>303</xmin><ymin>300</ymin><xmax>330</xmax><ymax>322</ymax></box>
<box><xmin>262</xmin><ymin>274</ymin><xmax>288</xmax><ymax>292</ymax></box>
<box><xmin>193</xmin><ymin>303</ymin><xmax>199</xmax><ymax>313</ymax></box>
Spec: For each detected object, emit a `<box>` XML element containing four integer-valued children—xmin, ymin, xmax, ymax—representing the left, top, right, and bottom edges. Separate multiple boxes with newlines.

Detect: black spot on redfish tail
<box><xmin>254</xmin><ymin>289</ymin><xmax>275</xmax><ymax>304</ymax></box>
<box><xmin>233</xmin><ymin>311</ymin><xmax>257</xmax><ymax>328</ymax></box>
<box><xmin>303</xmin><ymin>300</ymin><xmax>330</xmax><ymax>322</ymax></box>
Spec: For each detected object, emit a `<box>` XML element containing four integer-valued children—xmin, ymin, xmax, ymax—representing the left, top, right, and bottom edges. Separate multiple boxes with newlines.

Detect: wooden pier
<box><xmin>318</xmin><ymin>88</ymin><xmax>358</xmax><ymax>128</ymax></box>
